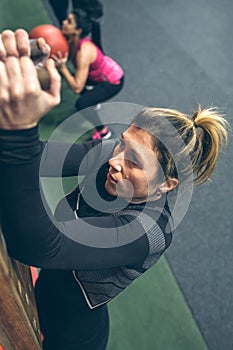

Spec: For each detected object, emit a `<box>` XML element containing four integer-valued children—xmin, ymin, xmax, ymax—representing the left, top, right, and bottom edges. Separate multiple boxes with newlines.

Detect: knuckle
<box><xmin>51</xmin><ymin>95</ymin><xmax>61</xmax><ymax>107</ymax></box>
<box><xmin>10</xmin><ymin>87</ymin><xmax>24</xmax><ymax>102</ymax></box>
<box><xmin>5</xmin><ymin>56</ymin><xmax>19</xmax><ymax>71</ymax></box>
<box><xmin>25</xmin><ymin>83</ymin><xmax>39</xmax><ymax>97</ymax></box>
<box><xmin>55</xmin><ymin>96</ymin><xmax>61</xmax><ymax>105</ymax></box>
<box><xmin>0</xmin><ymin>91</ymin><xmax>10</xmax><ymax>105</ymax></box>
<box><xmin>0</xmin><ymin>49</ymin><xmax>6</xmax><ymax>61</ymax></box>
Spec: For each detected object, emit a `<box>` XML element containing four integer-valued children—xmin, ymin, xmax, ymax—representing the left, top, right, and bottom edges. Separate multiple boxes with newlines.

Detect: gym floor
<box><xmin>1</xmin><ymin>1</ymin><xmax>233</xmax><ymax>349</ymax></box>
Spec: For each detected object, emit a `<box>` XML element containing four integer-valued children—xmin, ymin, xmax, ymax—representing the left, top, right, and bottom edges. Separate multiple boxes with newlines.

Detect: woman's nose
<box><xmin>108</xmin><ymin>156</ymin><xmax>122</xmax><ymax>172</ymax></box>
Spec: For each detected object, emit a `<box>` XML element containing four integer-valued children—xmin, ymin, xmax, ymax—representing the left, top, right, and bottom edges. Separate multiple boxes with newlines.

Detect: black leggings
<box><xmin>35</xmin><ymin>270</ymin><xmax>109</xmax><ymax>350</ymax></box>
<box><xmin>75</xmin><ymin>76</ymin><xmax>124</xmax><ymax>131</ymax></box>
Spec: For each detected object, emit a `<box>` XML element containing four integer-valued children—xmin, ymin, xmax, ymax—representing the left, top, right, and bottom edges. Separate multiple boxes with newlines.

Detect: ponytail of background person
<box><xmin>73</xmin><ymin>0</ymin><xmax>103</xmax><ymax>18</ymax></box>
<box><xmin>91</xmin><ymin>19</ymin><xmax>104</xmax><ymax>52</ymax></box>
<box><xmin>73</xmin><ymin>0</ymin><xmax>104</xmax><ymax>52</ymax></box>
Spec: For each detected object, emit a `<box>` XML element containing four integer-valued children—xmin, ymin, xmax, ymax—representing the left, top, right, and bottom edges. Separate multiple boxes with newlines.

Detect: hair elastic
<box><xmin>193</xmin><ymin>121</ymin><xmax>205</xmax><ymax>132</ymax></box>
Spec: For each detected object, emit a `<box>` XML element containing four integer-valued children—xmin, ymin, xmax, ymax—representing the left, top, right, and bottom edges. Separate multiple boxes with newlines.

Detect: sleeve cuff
<box><xmin>0</xmin><ymin>126</ymin><xmax>41</xmax><ymax>164</ymax></box>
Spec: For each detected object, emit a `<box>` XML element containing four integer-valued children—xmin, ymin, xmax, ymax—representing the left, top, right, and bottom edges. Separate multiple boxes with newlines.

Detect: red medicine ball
<box><xmin>29</xmin><ymin>24</ymin><xmax>69</xmax><ymax>57</ymax></box>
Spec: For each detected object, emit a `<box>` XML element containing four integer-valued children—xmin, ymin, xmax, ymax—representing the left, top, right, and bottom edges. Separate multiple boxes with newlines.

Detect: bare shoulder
<box><xmin>80</xmin><ymin>41</ymin><xmax>97</xmax><ymax>56</ymax></box>
<box><xmin>77</xmin><ymin>40</ymin><xmax>97</xmax><ymax>64</ymax></box>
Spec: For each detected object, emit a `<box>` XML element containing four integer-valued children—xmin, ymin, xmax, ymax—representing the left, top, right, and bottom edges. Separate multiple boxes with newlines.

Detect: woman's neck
<box><xmin>68</xmin><ymin>33</ymin><xmax>81</xmax><ymax>47</ymax></box>
<box><xmin>68</xmin><ymin>34</ymin><xmax>81</xmax><ymax>60</ymax></box>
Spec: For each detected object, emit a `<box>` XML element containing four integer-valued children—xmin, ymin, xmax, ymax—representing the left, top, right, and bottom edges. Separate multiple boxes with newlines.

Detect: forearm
<box><xmin>0</xmin><ymin>128</ymin><xmax>148</xmax><ymax>270</ymax></box>
<box><xmin>40</xmin><ymin>139</ymin><xmax>115</xmax><ymax>177</ymax></box>
<box><xmin>0</xmin><ymin>127</ymin><xmax>60</xmax><ymax>265</ymax></box>
<box><xmin>59</xmin><ymin>64</ymin><xmax>84</xmax><ymax>93</ymax></box>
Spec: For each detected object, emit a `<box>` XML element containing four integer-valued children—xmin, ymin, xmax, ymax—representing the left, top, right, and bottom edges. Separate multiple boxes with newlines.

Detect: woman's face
<box><xmin>105</xmin><ymin>125</ymin><xmax>163</xmax><ymax>203</ymax></box>
<box><xmin>62</xmin><ymin>13</ymin><xmax>78</xmax><ymax>36</ymax></box>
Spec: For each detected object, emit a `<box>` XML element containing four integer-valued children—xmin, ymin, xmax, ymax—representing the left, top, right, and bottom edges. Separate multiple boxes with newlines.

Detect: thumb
<box><xmin>44</xmin><ymin>58</ymin><xmax>61</xmax><ymax>105</ymax></box>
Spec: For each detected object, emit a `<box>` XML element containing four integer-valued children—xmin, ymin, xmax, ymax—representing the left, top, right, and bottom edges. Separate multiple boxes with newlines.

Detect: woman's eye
<box><xmin>129</xmin><ymin>153</ymin><xmax>142</xmax><ymax>168</ymax></box>
<box><xmin>131</xmin><ymin>156</ymin><xmax>139</xmax><ymax>166</ymax></box>
<box><xmin>118</xmin><ymin>138</ymin><xmax>125</xmax><ymax>150</ymax></box>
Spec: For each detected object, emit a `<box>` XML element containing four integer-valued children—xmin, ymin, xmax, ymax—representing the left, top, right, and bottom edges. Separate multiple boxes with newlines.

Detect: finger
<box><xmin>36</xmin><ymin>67</ymin><xmax>51</xmax><ymax>91</ymax></box>
<box><xmin>0</xmin><ymin>35</ymin><xmax>7</xmax><ymax>61</ymax></box>
<box><xmin>30</xmin><ymin>39</ymin><xmax>50</xmax><ymax>67</ymax></box>
<box><xmin>45</xmin><ymin>58</ymin><xmax>61</xmax><ymax>103</ymax></box>
<box><xmin>37</xmin><ymin>37</ymin><xmax>51</xmax><ymax>57</ymax></box>
<box><xmin>20</xmin><ymin>56</ymin><xmax>41</xmax><ymax>94</ymax></box>
<box><xmin>1</xmin><ymin>30</ymin><xmax>19</xmax><ymax>57</ymax></box>
<box><xmin>57</xmin><ymin>51</ymin><xmax>62</xmax><ymax>58</ymax></box>
<box><xmin>5</xmin><ymin>57</ymin><xmax>24</xmax><ymax>101</ymax></box>
<box><xmin>50</xmin><ymin>54</ymin><xmax>57</xmax><ymax>60</ymax></box>
<box><xmin>15</xmin><ymin>29</ymin><xmax>30</xmax><ymax>56</ymax></box>
<box><xmin>0</xmin><ymin>61</ymin><xmax>10</xmax><ymax>104</ymax></box>
<box><xmin>50</xmin><ymin>55</ymin><xmax>59</xmax><ymax>63</ymax></box>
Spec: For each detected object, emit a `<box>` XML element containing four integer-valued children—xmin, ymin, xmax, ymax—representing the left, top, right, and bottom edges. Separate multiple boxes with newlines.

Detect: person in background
<box><xmin>45</xmin><ymin>0</ymin><xmax>103</xmax><ymax>31</ymax></box>
<box><xmin>52</xmin><ymin>9</ymin><xmax>124</xmax><ymax>140</ymax></box>
<box><xmin>0</xmin><ymin>29</ymin><xmax>229</xmax><ymax>350</ymax></box>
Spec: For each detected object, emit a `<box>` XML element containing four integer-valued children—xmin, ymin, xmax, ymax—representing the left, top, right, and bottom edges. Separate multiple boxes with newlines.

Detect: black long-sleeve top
<box><xmin>0</xmin><ymin>127</ymin><xmax>171</xmax><ymax>272</ymax></box>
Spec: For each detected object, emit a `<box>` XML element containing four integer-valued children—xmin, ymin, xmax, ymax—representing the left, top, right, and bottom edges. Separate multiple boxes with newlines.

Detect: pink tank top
<box><xmin>75</xmin><ymin>37</ymin><xmax>124</xmax><ymax>85</ymax></box>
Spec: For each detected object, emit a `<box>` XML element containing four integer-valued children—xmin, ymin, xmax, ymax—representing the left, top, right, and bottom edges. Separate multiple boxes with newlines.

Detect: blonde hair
<box><xmin>132</xmin><ymin>106</ymin><xmax>230</xmax><ymax>185</ymax></box>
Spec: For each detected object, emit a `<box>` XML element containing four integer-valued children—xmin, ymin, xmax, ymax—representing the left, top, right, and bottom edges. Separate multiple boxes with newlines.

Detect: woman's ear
<box><xmin>146</xmin><ymin>178</ymin><xmax>179</xmax><ymax>203</ymax></box>
<box><xmin>159</xmin><ymin>178</ymin><xmax>179</xmax><ymax>193</ymax></box>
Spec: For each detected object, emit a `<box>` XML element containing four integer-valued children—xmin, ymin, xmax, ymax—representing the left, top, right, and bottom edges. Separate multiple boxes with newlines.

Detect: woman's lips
<box><xmin>107</xmin><ymin>172</ymin><xmax>118</xmax><ymax>184</ymax></box>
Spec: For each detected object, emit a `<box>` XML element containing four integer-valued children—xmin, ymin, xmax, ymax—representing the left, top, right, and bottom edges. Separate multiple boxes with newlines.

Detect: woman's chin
<box><xmin>104</xmin><ymin>180</ymin><xmax>116</xmax><ymax>196</ymax></box>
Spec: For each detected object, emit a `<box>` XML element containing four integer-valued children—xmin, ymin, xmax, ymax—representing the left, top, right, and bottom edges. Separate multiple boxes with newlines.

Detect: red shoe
<box><xmin>92</xmin><ymin>126</ymin><xmax>112</xmax><ymax>140</ymax></box>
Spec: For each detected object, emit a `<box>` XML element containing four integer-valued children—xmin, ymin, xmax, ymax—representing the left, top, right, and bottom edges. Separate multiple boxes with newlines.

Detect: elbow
<box><xmin>73</xmin><ymin>86</ymin><xmax>83</xmax><ymax>94</ymax></box>
<box><xmin>72</xmin><ymin>81</ymin><xmax>84</xmax><ymax>94</ymax></box>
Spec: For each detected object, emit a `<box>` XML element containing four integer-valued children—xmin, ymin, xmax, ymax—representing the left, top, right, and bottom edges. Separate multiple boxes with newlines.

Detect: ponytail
<box><xmin>73</xmin><ymin>1</ymin><xmax>104</xmax><ymax>51</ymax></box>
<box><xmin>72</xmin><ymin>0</ymin><xmax>103</xmax><ymax>19</ymax></box>
<box><xmin>190</xmin><ymin>106</ymin><xmax>229</xmax><ymax>184</ymax></box>
<box><xmin>132</xmin><ymin>106</ymin><xmax>230</xmax><ymax>186</ymax></box>
<box><xmin>91</xmin><ymin>19</ymin><xmax>104</xmax><ymax>51</ymax></box>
